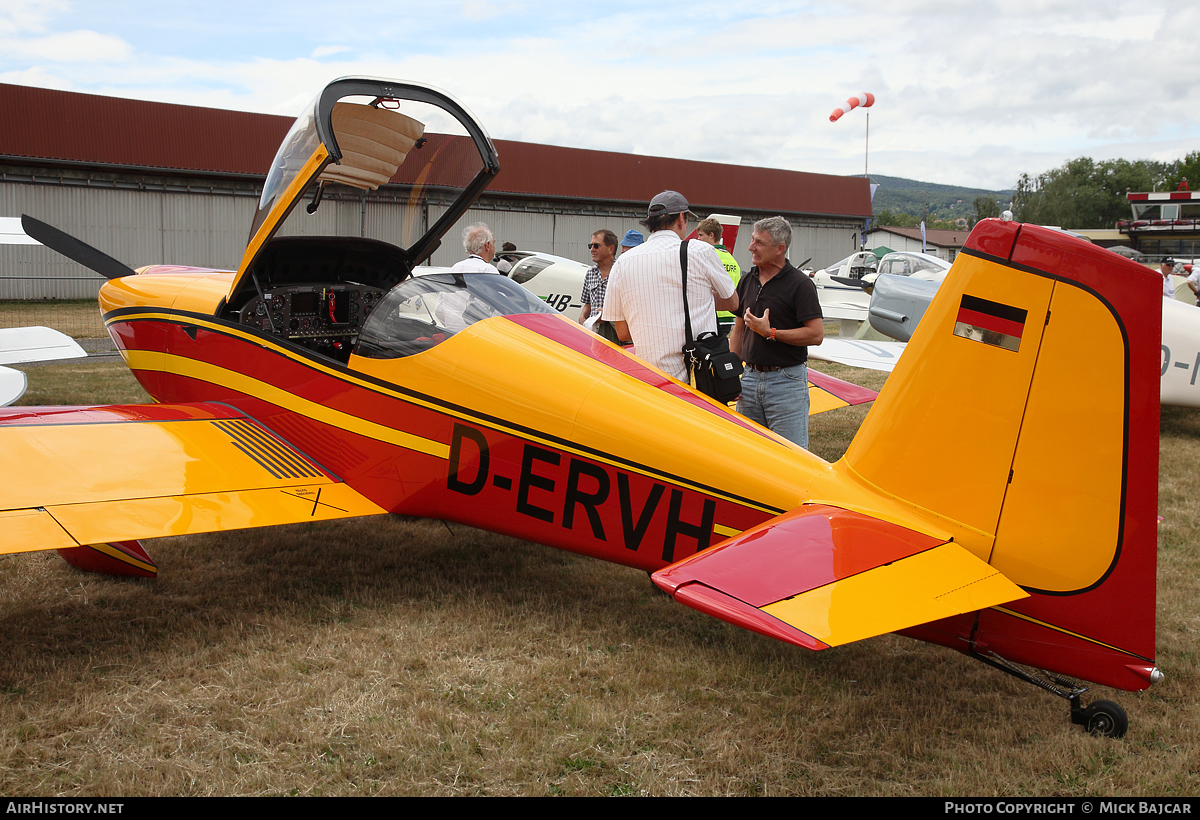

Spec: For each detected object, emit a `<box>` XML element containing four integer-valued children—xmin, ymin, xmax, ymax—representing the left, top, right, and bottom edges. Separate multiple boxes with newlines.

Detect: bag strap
<box><xmin>679</xmin><ymin>241</ymin><xmax>695</xmax><ymax>380</ymax></box>
<box><xmin>680</xmin><ymin>240</ymin><xmax>693</xmax><ymax>344</ymax></box>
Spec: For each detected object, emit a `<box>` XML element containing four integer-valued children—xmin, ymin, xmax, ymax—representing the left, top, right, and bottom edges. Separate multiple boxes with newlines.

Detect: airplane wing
<box><xmin>808</xmin><ymin>338</ymin><xmax>906</xmax><ymax>373</ymax></box>
<box><xmin>816</xmin><ymin>302</ymin><xmax>869</xmax><ymax>323</ymax></box>
<box><xmin>0</xmin><ymin>402</ymin><xmax>387</xmax><ymax>555</ymax></box>
<box><xmin>0</xmin><ymin>326</ymin><xmax>89</xmax><ymax>406</ymax></box>
<box><xmin>653</xmin><ymin>504</ymin><xmax>1026</xmax><ymax>649</ymax></box>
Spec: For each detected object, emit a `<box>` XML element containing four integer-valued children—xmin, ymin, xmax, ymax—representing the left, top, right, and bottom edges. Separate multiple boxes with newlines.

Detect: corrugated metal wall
<box><xmin>2</xmin><ymin>178</ymin><xmax>864</xmax><ymax>302</ymax></box>
<box><xmin>1</xmin><ymin>181</ymin><xmax>254</xmax><ymax>298</ymax></box>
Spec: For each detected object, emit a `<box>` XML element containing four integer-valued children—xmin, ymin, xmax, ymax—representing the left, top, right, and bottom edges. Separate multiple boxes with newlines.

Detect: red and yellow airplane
<box><xmin>3</xmin><ymin>78</ymin><xmax>1162</xmax><ymax>737</ymax></box>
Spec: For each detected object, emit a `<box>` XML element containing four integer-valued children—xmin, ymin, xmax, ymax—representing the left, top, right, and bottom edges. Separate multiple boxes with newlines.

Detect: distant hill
<box><xmin>862</xmin><ymin>174</ymin><xmax>1014</xmax><ymax>222</ymax></box>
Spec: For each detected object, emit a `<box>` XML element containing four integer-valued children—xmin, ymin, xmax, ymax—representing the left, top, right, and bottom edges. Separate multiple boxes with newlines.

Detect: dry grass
<box><xmin>1</xmin><ymin>361</ymin><xmax>1196</xmax><ymax>796</ymax></box>
<box><xmin>14</xmin><ymin>360</ymin><xmax>149</xmax><ymax>406</ymax></box>
<box><xmin>0</xmin><ymin>300</ymin><xmax>107</xmax><ymax>339</ymax></box>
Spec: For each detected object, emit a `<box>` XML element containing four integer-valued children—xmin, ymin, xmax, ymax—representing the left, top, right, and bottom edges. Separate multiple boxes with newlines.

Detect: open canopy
<box><xmin>229</xmin><ymin>77</ymin><xmax>500</xmax><ymax>306</ymax></box>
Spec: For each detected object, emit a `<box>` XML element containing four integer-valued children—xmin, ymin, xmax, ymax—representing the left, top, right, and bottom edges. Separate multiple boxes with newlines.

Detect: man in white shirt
<box><xmin>440</xmin><ymin>223</ymin><xmax>499</xmax><ymax>331</ymax></box>
<box><xmin>451</xmin><ymin>223</ymin><xmax>500</xmax><ymax>273</ymax></box>
<box><xmin>601</xmin><ymin>192</ymin><xmax>738</xmax><ymax>382</ymax></box>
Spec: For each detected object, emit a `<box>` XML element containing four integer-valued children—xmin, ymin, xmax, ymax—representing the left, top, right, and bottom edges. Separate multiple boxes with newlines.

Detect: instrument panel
<box><xmin>234</xmin><ymin>284</ymin><xmax>389</xmax><ymax>358</ymax></box>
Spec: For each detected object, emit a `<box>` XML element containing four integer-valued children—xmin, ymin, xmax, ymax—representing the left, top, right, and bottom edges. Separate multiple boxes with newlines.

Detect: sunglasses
<box><xmin>588</xmin><ymin>243</ymin><xmax>604</xmax><ymax>249</ymax></box>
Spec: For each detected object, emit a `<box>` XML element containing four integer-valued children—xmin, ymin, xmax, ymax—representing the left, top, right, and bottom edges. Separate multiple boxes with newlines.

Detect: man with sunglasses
<box><xmin>579</xmin><ymin>229</ymin><xmax>621</xmax><ymax>342</ymax></box>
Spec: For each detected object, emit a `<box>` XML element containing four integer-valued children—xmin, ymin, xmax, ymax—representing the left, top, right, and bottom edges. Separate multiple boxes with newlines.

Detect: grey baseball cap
<box><xmin>647</xmin><ymin>190</ymin><xmax>697</xmax><ymax>219</ymax></box>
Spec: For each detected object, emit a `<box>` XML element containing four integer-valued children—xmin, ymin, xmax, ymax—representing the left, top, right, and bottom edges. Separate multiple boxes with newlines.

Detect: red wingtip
<box><xmin>57</xmin><ymin>541</ymin><xmax>157</xmax><ymax>578</ymax></box>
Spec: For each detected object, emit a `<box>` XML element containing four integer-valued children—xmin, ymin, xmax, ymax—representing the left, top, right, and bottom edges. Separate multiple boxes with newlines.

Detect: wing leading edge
<box><xmin>0</xmin><ymin>402</ymin><xmax>386</xmax><ymax>555</ymax></box>
<box><xmin>652</xmin><ymin>505</ymin><xmax>1026</xmax><ymax>650</ymax></box>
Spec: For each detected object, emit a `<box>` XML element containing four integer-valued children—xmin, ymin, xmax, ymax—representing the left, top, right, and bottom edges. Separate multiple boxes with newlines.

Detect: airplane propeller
<box><xmin>830</xmin><ymin>273</ymin><xmax>878</xmax><ymax>295</ymax></box>
<box><xmin>21</xmin><ymin>215</ymin><xmax>138</xmax><ymax>280</ymax></box>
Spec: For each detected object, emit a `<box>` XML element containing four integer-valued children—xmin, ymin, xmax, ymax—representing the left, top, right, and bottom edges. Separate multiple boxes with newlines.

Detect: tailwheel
<box><xmin>972</xmin><ymin>650</ymin><xmax>1135</xmax><ymax>739</ymax></box>
<box><xmin>1077</xmin><ymin>699</ymin><xmax>1128</xmax><ymax>739</ymax></box>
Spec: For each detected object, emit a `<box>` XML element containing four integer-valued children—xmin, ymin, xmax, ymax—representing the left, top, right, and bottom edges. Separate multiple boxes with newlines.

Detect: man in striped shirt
<box><xmin>601</xmin><ymin>191</ymin><xmax>738</xmax><ymax>382</ymax></box>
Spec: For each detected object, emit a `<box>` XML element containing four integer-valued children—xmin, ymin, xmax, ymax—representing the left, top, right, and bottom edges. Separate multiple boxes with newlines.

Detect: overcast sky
<box><xmin>2</xmin><ymin>0</ymin><xmax>1196</xmax><ymax>193</ymax></box>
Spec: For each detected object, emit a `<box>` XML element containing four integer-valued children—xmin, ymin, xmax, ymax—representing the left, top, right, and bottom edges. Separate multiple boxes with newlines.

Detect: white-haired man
<box><xmin>438</xmin><ymin>222</ymin><xmax>499</xmax><ymax>331</ymax></box>
<box><xmin>601</xmin><ymin>191</ymin><xmax>738</xmax><ymax>382</ymax></box>
<box><xmin>452</xmin><ymin>222</ymin><xmax>499</xmax><ymax>273</ymax></box>
<box><xmin>728</xmin><ymin>216</ymin><xmax>823</xmax><ymax>449</ymax></box>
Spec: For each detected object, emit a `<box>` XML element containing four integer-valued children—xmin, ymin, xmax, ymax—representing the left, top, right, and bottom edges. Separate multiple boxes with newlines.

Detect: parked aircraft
<box><xmin>0</xmin><ymin>326</ymin><xmax>86</xmax><ymax>405</ymax></box>
<box><xmin>2</xmin><ymin>77</ymin><xmax>1162</xmax><ymax>737</ymax></box>
<box><xmin>813</xmin><ymin>250</ymin><xmax>950</xmax><ymax>325</ymax></box>
<box><xmin>828</xmin><ymin>268</ymin><xmax>1200</xmax><ymax>410</ymax></box>
<box><xmin>494</xmin><ymin>250</ymin><xmax>589</xmax><ymax>321</ymax></box>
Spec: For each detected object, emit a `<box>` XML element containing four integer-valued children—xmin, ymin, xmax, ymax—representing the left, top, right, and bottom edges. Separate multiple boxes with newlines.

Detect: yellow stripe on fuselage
<box><xmin>123</xmin><ymin>348</ymin><xmax>450</xmax><ymax>460</ymax></box>
<box><xmin>109</xmin><ymin>311</ymin><xmax>788</xmax><ymax>514</ymax></box>
<box><xmin>106</xmin><ymin>309</ymin><xmax>963</xmax><ymax>547</ymax></box>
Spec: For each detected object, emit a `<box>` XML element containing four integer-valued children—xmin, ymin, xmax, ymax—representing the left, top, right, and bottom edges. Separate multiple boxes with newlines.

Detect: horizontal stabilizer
<box><xmin>653</xmin><ymin>505</ymin><xmax>1026</xmax><ymax>650</ymax></box>
<box><xmin>0</xmin><ymin>402</ymin><xmax>387</xmax><ymax>554</ymax></box>
<box><xmin>807</xmin><ymin>367</ymin><xmax>877</xmax><ymax>412</ymax></box>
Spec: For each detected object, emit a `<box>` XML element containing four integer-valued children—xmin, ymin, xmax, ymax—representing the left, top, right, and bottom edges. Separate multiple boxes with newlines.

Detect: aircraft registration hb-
<box><xmin>2</xmin><ymin>77</ymin><xmax>1163</xmax><ymax>737</ymax></box>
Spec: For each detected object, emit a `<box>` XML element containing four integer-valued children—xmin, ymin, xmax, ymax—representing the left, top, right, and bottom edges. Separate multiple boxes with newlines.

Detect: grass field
<box><xmin>0</xmin><ymin>300</ymin><xmax>107</xmax><ymax>339</ymax></box>
<box><xmin>0</xmin><ymin>360</ymin><xmax>1196</xmax><ymax>796</ymax></box>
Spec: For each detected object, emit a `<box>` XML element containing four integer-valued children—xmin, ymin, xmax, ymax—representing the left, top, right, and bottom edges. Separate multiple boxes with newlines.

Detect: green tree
<box><xmin>1165</xmin><ymin>151</ymin><xmax>1200</xmax><ymax>191</ymax></box>
<box><xmin>872</xmin><ymin>208</ymin><xmax>920</xmax><ymax>228</ymax></box>
<box><xmin>969</xmin><ymin>195</ymin><xmax>1001</xmax><ymax>228</ymax></box>
<box><xmin>1012</xmin><ymin>157</ymin><xmax>1169</xmax><ymax>228</ymax></box>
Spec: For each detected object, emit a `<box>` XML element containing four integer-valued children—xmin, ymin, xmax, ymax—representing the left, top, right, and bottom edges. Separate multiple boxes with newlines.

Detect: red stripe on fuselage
<box><xmin>107</xmin><ymin>316</ymin><xmax>778</xmax><ymax>571</ymax></box>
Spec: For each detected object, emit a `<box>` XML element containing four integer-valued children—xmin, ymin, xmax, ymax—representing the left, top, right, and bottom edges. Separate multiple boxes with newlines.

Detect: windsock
<box><xmin>830</xmin><ymin>93</ymin><xmax>875</xmax><ymax>122</ymax></box>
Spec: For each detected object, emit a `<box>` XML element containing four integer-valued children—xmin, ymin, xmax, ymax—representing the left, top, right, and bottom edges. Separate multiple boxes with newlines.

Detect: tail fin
<box><xmin>841</xmin><ymin>220</ymin><xmax>1160</xmax><ymax>690</ymax></box>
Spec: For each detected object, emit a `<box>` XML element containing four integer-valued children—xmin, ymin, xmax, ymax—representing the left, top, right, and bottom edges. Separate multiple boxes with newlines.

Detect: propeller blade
<box><xmin>21</xmin><ymin>215</ymin><xmax>137</xmax><ymax>280</ymax></box>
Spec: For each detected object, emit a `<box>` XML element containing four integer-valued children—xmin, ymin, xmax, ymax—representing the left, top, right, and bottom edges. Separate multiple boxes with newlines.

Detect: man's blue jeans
<box><xmin>736</xmin><ymin>363</ymin><xmax>810</xmax><ymax>449</ymax></box>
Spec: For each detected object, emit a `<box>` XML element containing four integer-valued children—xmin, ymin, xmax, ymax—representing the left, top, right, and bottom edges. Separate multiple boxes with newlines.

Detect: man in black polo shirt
<box><xmin>728</xmin><ymin>216</ymin><xmax>824</xmax><ymax>448</ymax></box>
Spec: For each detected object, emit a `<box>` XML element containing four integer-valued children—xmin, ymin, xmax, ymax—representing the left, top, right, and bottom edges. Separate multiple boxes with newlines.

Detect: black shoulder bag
<box><xmin>680</xmin><ymin>242</ymin><xmax>742</xmax><ymax>402</ymax></box>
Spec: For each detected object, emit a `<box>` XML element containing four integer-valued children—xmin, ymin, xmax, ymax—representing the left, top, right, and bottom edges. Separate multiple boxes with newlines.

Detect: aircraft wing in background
<box><xmin>808</xmin><ymin>338</ymin><xmax>906</xmax><ymax>373</ymax></box>
<box><xmin>0</xmin><ymin>326</ymin><xmax>88</xmax><ymax>406</ymax></box>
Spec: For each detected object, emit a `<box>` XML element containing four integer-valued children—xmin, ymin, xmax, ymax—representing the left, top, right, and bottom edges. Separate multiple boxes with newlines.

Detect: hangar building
<box><xmin>0</xmin><ymin>83</ymin><xmax>873</xmax><ymax>300</ymax></box>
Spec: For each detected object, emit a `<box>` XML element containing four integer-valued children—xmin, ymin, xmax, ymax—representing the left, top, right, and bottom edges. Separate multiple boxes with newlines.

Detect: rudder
<box><xmin>840</xmin><ymin>219</ymin><xmax>1160</xmax><ymax>690</ymax></box>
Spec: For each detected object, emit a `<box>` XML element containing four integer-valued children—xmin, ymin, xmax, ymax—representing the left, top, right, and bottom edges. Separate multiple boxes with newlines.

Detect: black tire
<box><xmin>1084</xmin><ymin>700</ymin><xmax>1128</xmax><ymax>738</ymax></box>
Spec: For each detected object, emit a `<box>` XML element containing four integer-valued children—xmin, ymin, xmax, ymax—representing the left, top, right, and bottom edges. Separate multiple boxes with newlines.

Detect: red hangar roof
<box><xmin>0</xmin><ymin>83</ymin><xmax>872</xmax><ymax>219</ymax></box>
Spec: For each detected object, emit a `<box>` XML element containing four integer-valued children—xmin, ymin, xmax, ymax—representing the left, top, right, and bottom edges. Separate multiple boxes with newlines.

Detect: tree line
<box><xmin>1007</xmin><ymin>152</ymin><xmax>1198</xmax><ymax>228</ymax></box>
<box><xmin>873</xmin><ymin>151</ymin><xmax>1199</xmax><ymax>230</ymax></box>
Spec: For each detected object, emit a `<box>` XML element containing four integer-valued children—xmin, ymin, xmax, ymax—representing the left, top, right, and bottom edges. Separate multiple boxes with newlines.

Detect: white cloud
<box><xmin>0</xmin><ymin>1</ymin><xmax>1194</xmax><ymax>192</ymax></box>
<box><xmin>5</xmin><ymin>29</ymin><xmax>134</xmax><ymax>62</ymax></box>
<box><xmin>0</xmin><ymin>0</ymin><xmax>68</xmax><ymax>37</ymax></box>
<box><xmin>459</xmin><ymin>1</ymin><xmax>521</xmax><ymax>21</ymax></box>
<box><xmin>311</xmin><ymin>45</ymin><xmax>352</xmax><ymax>59</ymax></box>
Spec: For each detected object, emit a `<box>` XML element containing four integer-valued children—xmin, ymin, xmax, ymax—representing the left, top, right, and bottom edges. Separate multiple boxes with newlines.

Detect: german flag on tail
<box><xmin>953</xmin><ymin>294</ymin><xmax>1028</xmax><ymax>352</ymax></box>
